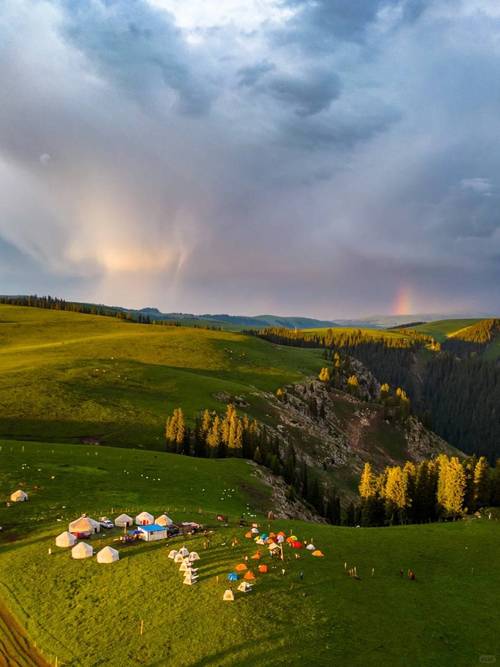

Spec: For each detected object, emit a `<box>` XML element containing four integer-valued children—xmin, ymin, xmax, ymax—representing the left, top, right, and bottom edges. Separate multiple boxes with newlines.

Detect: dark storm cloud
<box><xmin>0</xmin><ymin>0</ymin><xmax>499</xmax><ymax>316</ymax></box>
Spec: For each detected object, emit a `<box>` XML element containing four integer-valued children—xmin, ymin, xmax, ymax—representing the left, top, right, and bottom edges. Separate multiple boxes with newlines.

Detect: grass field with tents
<box><xmin>1</xmin><ymin>439</ymin><xmax>499</xmax><ymax>667</ymax></box>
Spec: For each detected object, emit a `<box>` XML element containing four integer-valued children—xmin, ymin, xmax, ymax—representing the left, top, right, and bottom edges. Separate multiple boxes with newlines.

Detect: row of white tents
<box><xmin>168</xmin><ymin>547</ymin><xmax>200</xmax><ymax>585</ymax></box>
<box><xmin>71</xmin><ymin>542</ymin><xmax>119</xmax><ymax>563</ymax></box>
<box><xmin>67</xmin><ymin>512</ymin><xmax>173</xmax><ymax>535</ymax></box>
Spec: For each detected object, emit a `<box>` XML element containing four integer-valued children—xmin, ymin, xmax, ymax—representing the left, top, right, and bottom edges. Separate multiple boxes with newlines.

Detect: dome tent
<box><xmin>188</xmin><ymin>552</ymin><xmax>200</xmax><ymax>562</ymax></box>
<box><xmin>115</xmin><ymin>513</ymin><xmax>133</xmax><ymax>528</ymax></box>
<box><xmin>168</xmin><ymin>550</ymin><xmax>178</xmax><ymax>560</ymax></box>
<box><xmin>97</xmin><ymin>546</ymin><xmax>119</xmax><ymax>563</ymax></box>
<box><xmin>223</xmin><ymin>589</ymin><xmax>234</xmax><ymax>601</ymax></box>
<box><xmin>71</xmin><ymin>542</ymin><xmax>93</xmax><ymax>559</ymax></box>
<box><xmin>10</xmin><ymin>489</ymin><xmax>28</xmax><ymax>502</ymax></box>
<box><xmin>238</xmin><ymin>581</ymin><xmax>252</xmax><ymax>593</ymax></box>
<box><xmin>155</xmin><ymin>514</ymin><xmax>173</xmax><ymax>527</ymax></box>
<box><xmin>135</xmin><ymin>511</ymin><xmax>154</xmax><ymax>525</ymax></box>
<box><xmin>306</xmin><ymin>544</ymin><xmax>316</xmax><ymax>551</ymax></box>
<box><xmin>178</xmin><ymin>546</ymin><xmax>189</xmax><ymax>558</ymax></box>
<box><xmin>55</xmin><ymin>531</ymin><xmax>76</xmax><ymax>548</ymax></box>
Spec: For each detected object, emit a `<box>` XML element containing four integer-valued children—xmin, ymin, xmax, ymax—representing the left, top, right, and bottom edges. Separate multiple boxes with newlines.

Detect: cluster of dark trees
<box><xmin>250</xmin><ymin>326</ymin><xmax>432</xmax><ymax>350</ymax></box>
<box><xmin>164</xmin><ymin>404</ymin><xmax>342</xmax><ymax>523</ymax></box>
<box><xmin>355</xmin><ymin>455</ymin><xmax>500</xmax><ymax>527</ymax></box>
<box><xmin>254</xmin><ymin>325</ymin><xmax>500</xmax><ymax>463</ymax></box>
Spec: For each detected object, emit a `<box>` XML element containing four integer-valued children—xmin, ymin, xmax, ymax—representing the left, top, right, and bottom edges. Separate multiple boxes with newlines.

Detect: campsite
<box><xmin>1</xmin><ymin>438</ymin><xmax>499</xmax><ymax>667</ymax></box>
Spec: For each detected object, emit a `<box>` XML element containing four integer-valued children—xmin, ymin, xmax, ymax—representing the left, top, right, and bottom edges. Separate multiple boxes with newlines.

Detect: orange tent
<box><xmin>235</xmin><ymin>563</ymin><xmax>247</xmax><ymax>572</ymax></box>
<box><xmin>269</xmin><ymin>532</ymin><xmax>276</xmax><ymax>539</ymax></box>
<box><xmin>312</xmin><ymin>550</ymin><xmax>324</xmax><ymax>558</ymax></box>
<box><xmin>258</xmin><ymin>564</ymin><xmax>268</xmax><ymax>573</ymax></box>
<box><xmin>245</xmin><ymin>531</ymin><xmax>253</xmax><ymax>539</ymax></box>
<box><xmin>251</xmin><ymin>552</ymin><xmax>261</xmax><ymax>560</ymax></box>
<box><xmin>244</xmin><ymin>570</ymin><xmax>256</xmax><ymax>581</ymax></box>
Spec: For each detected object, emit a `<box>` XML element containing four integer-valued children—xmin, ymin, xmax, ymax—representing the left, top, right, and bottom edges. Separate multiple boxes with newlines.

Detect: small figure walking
<box><xmin>299</xmin><ymin>571</ymin><xmax>304</xmax><ymax>581</ymax></box>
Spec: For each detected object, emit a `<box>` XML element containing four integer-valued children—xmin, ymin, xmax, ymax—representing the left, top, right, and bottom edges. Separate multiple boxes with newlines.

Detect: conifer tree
<box><xmin>359</xmin><ymin>463</ymin><xmax>377</xmax><ymax>499</ymax></box>
<box><xmin>319</xmin><ymin>367</ymin><xmax>330</xmax><ymax>382</ymax></box>
<box><xmin>473</xmin><ymin>456</ymin><xmax>491</xmax><ymax>508</ymax></box>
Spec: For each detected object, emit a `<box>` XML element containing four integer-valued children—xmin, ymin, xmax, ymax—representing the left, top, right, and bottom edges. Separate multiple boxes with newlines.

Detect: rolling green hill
<box><xmin>411</xmin><ymin>319</ymin><xmax>482</xmax><ymax>342</ymax></box>
<box><xmin>0</xmin><ymin>439</ymin><xmax>499</xmax><ymax>667</ymax></box>
<box><xmin>0</xmin><ymin>305</ymin><xmax>324</xmax><ymax>447</ymax></box>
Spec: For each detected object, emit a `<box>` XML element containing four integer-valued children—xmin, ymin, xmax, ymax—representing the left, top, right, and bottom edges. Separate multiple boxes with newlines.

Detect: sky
<box><xmin>1</xmin><ymin>0</ymin><xmax>500</xmax><ymax>318</ymax></box>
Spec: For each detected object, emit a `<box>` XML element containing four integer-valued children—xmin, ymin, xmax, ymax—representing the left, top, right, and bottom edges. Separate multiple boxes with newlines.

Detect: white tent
<box><xmin>306</xmin><ymin>544</ymin><xmax>316</xmax><ymax>551</ymax></box>
<box><xmin>155</xmin><ymin>514</ymin><xmax>173</xmax><ymax>527</ymax></box>
<box><xmin>97</xmin><ymin>546</ymin><xmax>119</xmax><ymax>564</ymax></box>
<box><xmin>179</xmin><ymin>561</ymin><xmax>190</xmax><ymax>572</ymax></box>
<box><xmin>115</xmin><ymin>513</ymin><xmax>133</xmax><ymax>528</ymax></box>
<box><xmin>223</xmin><ymin>589</ymin><xmax>234</xmax><ymax>601</ymax></box>
<box><xmin>168</xmin><ymin>550</ymin><xmax>178</xmax><ymax>560</ymax></box>
<box><xmin>174</xmin><ymin>553</ymin><xmax>185</xmax><ymax>563</ymax></box>
<box><xmin>183</xmin><ymin>573</ymin><xmax>198</xmax><ymax>585</ymax></box>
<box><xmin>55</xmin><ymin>531</ymin><xmax>76</xmax><ymax>548</ymax></box>
<box><xmin>188</xmin><ymin>552</ymin><xmax>200</xmax><ymax>562</ymax></box>
<box><xmin>178</xmin><ymin>546</ymin><xmax>189</xmax><ymax>557</ymax></box>
<box><xmin>250</xmin><ymin>527</ymin><xmax>259</xmax><ymax>535</ymax></box>
<box><xmin>71</xmin><ymin>542</ymin><xmax>93</xmax><ymax>559</ymax></box>
<box><xmin>10</xmin><ymin>489</ymin><xmax>28</xmax><ymax>502</ymax></box>
<box><xmin>135</xmin><ymin>511</ymin><xmax>154</xmax><ymax>525</ymax></box>
<box><xmin>237</xmin><ymin>581</ymin><xmax>252</xmax><ymax>593</ymax></box>
<box><xmin>68</xmin><ymin>517</ymin><xmax>95</xmax><ymax>535</ymax></box>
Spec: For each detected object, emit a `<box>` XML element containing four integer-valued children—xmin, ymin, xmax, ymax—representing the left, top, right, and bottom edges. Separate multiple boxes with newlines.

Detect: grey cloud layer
<box><xmin>0</xmin><ymin>0</ymin><xmax>499</xmax><ymax>316</ymax></box>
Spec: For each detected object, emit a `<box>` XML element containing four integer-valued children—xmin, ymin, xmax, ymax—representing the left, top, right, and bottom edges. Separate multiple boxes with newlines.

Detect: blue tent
<box><xmin>227</xmin><ymin>572</ymin><xmax>239</xmax><ymax>581</ymax></box>
<box><xmin>260</xmin><ymin>533</ymin><xmax>268</xmax><ymax>540</ymax></box>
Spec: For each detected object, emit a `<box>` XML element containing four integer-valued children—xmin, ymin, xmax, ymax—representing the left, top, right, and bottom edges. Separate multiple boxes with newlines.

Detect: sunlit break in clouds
<box><xmin>1</xmin><ymin>0</ymin><xmax>500</xmax><ymax>317</ymax></box>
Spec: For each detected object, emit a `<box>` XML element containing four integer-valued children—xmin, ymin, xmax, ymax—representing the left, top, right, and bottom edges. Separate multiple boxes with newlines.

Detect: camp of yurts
<box><xmin>10</xmin><ymin>489</ymin><xmax>28</xmax><ymax>502</ymax></box>
<box><xmin>55</xmin><ymin>531</ymin><xmax>77</xmax><ymax>548</ymax></box>
<box><xmin>71</xmin><ymin>542</ymin><xmax>93</xmax><ymax>559</ymax></box>
<box><xmin>96</xmin><ymin>546</ymin><xmax>119</xmax><ymax>564</ymax></box>
<box><xmin>114</xmin><ymin>513</ymin><xmax>133</xmax><ymax>528</ymax></box>
<box><xmin>135</xmin><ymin>511</ymin><xmax>154</xmax><ymax>525</ymax></box>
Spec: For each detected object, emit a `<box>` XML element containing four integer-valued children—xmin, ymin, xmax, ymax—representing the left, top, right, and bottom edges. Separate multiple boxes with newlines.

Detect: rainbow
<box><xmin>393</xmin><ymin>286</ymin><xmax>412</xmax><ymax>316</ymax></box>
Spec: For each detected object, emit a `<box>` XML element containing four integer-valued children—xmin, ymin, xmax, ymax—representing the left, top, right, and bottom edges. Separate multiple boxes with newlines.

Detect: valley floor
<box><xmin>1</xmin><ymin>440</ymin><xmax>499</xmax><ymax>667</ymax></box>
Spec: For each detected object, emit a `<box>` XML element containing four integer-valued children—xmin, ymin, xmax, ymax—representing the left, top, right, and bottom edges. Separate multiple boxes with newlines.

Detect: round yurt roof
<box><xmin>97</xmin><ymin>546</ymin><xmax>119</xmax><ymax>563</ymax></box>
<box><xmin>115</xmin><ymin>513</ymin><xmax>133</xmax><ymax>526</ymax></box>
<box><xmin>135</xmin><ymin>511</ymin><xmax>154</xmax><ymax>524</ymax></box>
<box><xmin>155</xmin><ymin>514</ymin><xmax>173</xmax><ymax>526</ymax></box>
<box><xmin>55</xmin><ymin>531</ymin><xmax>77</xmax><ymax>548</ymax></box>
<box><xmin>10</xmin><ymin>489</ymin><xmax>28</xmax><ymax>502</ymax></box>
<box><xmin>68</xmin><ymin>517</ymin><xmax>94</xmax><ymax>534</ymax></box>
<box><xmin>71</xmin><ymin>542</ymin><xmax>93</xmax><ymax>559</ymax></box>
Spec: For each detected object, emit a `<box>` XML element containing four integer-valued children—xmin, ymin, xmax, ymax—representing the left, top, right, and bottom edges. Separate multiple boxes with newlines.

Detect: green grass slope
<box><xmin>0</xmin><ymin>305</ymin><xmax>324</xmax><ymax>448</ymax></box>
<box><xmin>1</xmin><ymin>440</ymin><xmax>499</xmax><ymax>667</ymax></box>
<box><xmin>411</xmin><ymin>319</ymin><xmax>482</xmax><ymax>342</ymax></box>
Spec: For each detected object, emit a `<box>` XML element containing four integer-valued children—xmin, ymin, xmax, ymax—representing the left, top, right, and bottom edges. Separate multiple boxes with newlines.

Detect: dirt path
<box><xmin>0</xmin><ymin>603</ymin><xmax>49</xmax><ymax>667</ymax></box>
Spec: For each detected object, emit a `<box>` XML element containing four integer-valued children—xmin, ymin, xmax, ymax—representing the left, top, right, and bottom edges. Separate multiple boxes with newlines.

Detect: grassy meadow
<box><xmin>0</xmin><ymin>305</ymin><xmax>324</xmax><ymax>448</ymax></box>
<box><xmin>411</xmin><ymin>319</ymin><xmax>482</xmax><ymax>342</ymax></box>
<box><xmin>1</xmin><ymin>440</ymin><xmax>499</xmax><ymax>667</ymax></box>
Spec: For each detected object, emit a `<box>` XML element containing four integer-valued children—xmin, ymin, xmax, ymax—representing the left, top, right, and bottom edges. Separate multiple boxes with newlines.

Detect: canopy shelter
<box><xmin>135</xmin><ymin>511</ymin><xmax>154</xmax><ymax>526</ymax></box>
<box><xmin>69</xmin><ymin>517</ymin><xmax>95</xmax><ymax>537</ymax></box>
<box><xmin>71</xmin><ymin>542</ymin><xmax>93</xmax><ymax>559</ymax></box>
<box><xmin>55</xmin><ymin>531</ymin><xmax>76</xmax><ymax>548</ymax></box>
<box><xmin>155</xmin><ymin>514</ymin><xmax>173</xmax><ymax>527</ymax></box>
<box><xmin>97</xmin><ymin>546</ymin><xmax>119</xmax><ymax>563</ymax></box>
<box><xmin>10</xmin><ymin>489</ymin><xmax>28</xmax><ymax>502</ymax></box>
<box><xmin>115</xmin><ymin>513</ymin><xmax>133</xmax><ymax>528</ymax></box>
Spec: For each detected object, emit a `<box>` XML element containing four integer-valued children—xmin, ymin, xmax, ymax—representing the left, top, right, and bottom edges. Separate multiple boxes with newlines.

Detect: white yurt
<box><xmin>135</xmin><ymin>511</ymin><xmax>154</xmax><ymax>526</ymax></box>
<box><xmin>97</xmin><ymin>546</ymin><xmax>119</xmax><ymax>564</ymax></box>
<box><xmin>168</xmin><ymin>550</ymin><xmax>178</xmax><ymax>560</ymax></box>
<box><xmin>71</xmin><ymin>542</ymin><xmax>93</xmax><ymax>559</ymax></box>
<box><xmin>55</xmin><ymin>531</ymin><xmax>77</xmax><ymax>548</ymax></box>
<box><xmin>10</xmin><ymin>489</ymin><xmax>28</xmax><ymax>502</ymax></box>
<box><xmin>306</xmin><ymin>544</ymin><xmax>316</xmax><ymax>551</ymax></box>
<box><xmin>115</xmin><ymin>513</ymin><xmax>133</xmax><ymax>528</ymax></box>
<box><xmin>188</xmin><ymin>552</ymin><xmax>200</xmax><ymax>562</ymax></box>
<box><xmin>68</xmin><ymin>517</ymin><xmax>95</xmax><ymax>535</ymax></box>
<box><xmin>155</xmin><ymin>514</ymin><xmax>173</xmax><ymax>527</ymax></box>
<box><xmin>178</xmin><ymin>546</ymin><xmax>189</xmax><ymax>557</ymax></box>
